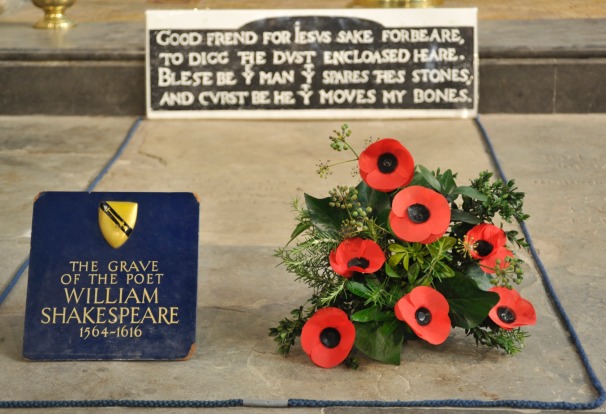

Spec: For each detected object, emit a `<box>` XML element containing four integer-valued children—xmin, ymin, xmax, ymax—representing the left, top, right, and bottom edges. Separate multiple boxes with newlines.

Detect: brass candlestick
<box><xmin>32</xmin><ymin>0</ymin><xmax>76</xmax><ymax>29</ymax></box>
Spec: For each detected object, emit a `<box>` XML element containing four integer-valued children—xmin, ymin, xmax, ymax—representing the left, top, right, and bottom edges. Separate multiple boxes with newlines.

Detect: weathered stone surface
<box><xmin>478</xmin><ymin>114</ymin><xmax>606</xmax><ymax>392</ymax></box>
<box><xmin>1</xmin><ymin>9</ymin><xmax>606</xmax><ymax>114</ymax></box>
<box><xmin>0</xmin><ymin>116</ymin><xmax>604</xmax><ymax>412</ymax></box>
<box><xmin>0</xmin><ymin>116</ymin><xmax>136</xmax><ymax>310</ymax></box>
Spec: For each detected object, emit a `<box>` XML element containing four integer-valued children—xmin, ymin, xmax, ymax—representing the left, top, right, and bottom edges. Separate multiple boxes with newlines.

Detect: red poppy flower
<box><xmin>465</xmin><ymin>224</ymin><xmax>513</xmax><ymax>274</ymax></box>
<box><xmin>488</xmin><ymin>287</ymin><xmax>536</xmax><ymax>330</ymax></box>
<box><xmin>358</xmin><ymin>138</ymin><xmax>415</xmax><ymax>192</ymax></box>
<box><xmin>389</xmin><ymin>186</ymin><xmax>451</xmax><ymax>244</ymax></box>
<box><xmin>300</xmin><ymin>307</ymin><xmax>355</xmax><ymax>368</ymax></box>
<box><xmin>394</xmin><ymin>286</ymin><xmax>451</xmax><ymax>345</ymax></box>
<box><xmin>329</xmin><ymin>237</ymin><xmax>385</xmax><ymax>278</ymax></box>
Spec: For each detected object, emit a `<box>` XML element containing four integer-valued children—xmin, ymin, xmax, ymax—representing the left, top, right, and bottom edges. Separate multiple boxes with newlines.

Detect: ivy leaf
<box><xmin>355</xmin><ymin>181</ymin><xmax>391</xmax><ymax>225</ymax></box>
<box><xmin>354</xmin><ymin>320</ymin><xmax>403</xmax><ymax>365</ymax></box>
<box><xmin>452</xmin><ymin>186</ymin><xmax>488</xmax><ymax>202</ymax></box>
<box><xmin>465</xmin><ymin>265</ymin><xmax>494</xmax><ymax>291</ymax></box>
<box><xmin>351</xmin><ymin>306</ymin><xmax>395</xmax><ymax>323</ymax></box>
<box><xmin>450</xmin><ymin>209</ymin><xmax>483</xmax><ymax>224</ymax></box>
<box><xmin>304</xmin><ymin>193</ymin><xmax>345</xmax><ymax>235</ymax></box>
<box><xmin>435</xmin><ymin>274</ymin><xmax>499</xmax><ymax>329</ymax></box>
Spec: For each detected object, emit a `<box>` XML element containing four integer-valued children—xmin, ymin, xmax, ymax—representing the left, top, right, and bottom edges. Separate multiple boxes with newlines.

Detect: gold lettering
<box><xmin>106</xmin><ymin>260</ymin><xmax>159</xmax><ymax>273</ymax></box>
<box><xmin>81</xmin><ymin>307</ymin><xmax>96</xmax><ymax>324</ymax></box>
<box><xmin>40</xmin><ymin>307</ymin><xmax>51</xmax><ymax>324</ymax></box>
<box><xmin>125</xmin><ymin>273</ymin><xmax>164</xmax><ymax>285</ymax></box>
<box><xmin>96</xmin><ymin>307</ymin><xmax>106</xmax><ymax>324</ymax></box>
<box><xmin>64</xmin><ymin>287</ymin><xmax>85</xmax><ymax>304</ymax></box>
<box><xmin>88</xmin><ymin>273</ymin><xmax>118</xmax><ymax>285</ymax></box>
<box><xmin>170</xmin><ymin>307</ymin><xmax>179</xmax><ymax>324</ymax></box>
<box><xmin>65</xmin><ymin>307</ymin><xmax>82</xmax><ymax>324</ymax></box>
<box><xmin>105</xmin><ymin>287</ymin><xmax>117</xmax><ymax>304</ymax></box>
<box><xmin>124</xmin><ymin>288</ymin><xmax>141</xmax><ymax>304</ymax></box>
<box><xmin>130</xmin><ymin>306</ymin><xmax>140</xmax><ymax>323</ymax></box>
<box><xmin>108</xmin><ymin>307</ymin><xmax>119</xmax><ymax>323</ymax></box>
<box><xmin>142</xmin><ymin>288</ymin><xmax>159</xmax><ymax>304</ymax></box>
<box><xmin>107</xmin><ymin>260</ymin><xmax>118</xmax><ymax>272</ymax></box>
<box><xmin>157</xmin><ymin>307</ymin><xmax>168</xmax><ymax>323</ymax></box>
<box><xmin>157</xmin><ymin>306</ymin><xmax>180</xmax><ymax>324</ymax></box>
<box><xmin>119</xmin><ymin>307</ymin><xmax>130</xmax><ymax>322</ymax></box>
<box><xmin>40</xmin><ymin>306</ymin><xmax>179</xmax><ymax>325</ymax></box>
<box><xmin>53</xmin><ymin>307</ymin><xmax>67</xmax><ymax>324</ymax></box>
<box><xmin>69</xmin><ymin>260</ymin><xmax>98</xmax><ymax>272</ymax></box>
<box><xmin>139</xmin><ymin>307</ymin><xmax>157</xmax><ymax>324</ymax></box>
<box><xmin>62</xmin><ymin>287</ymin><xmax>159</xmax><ymax>305</ymax></box>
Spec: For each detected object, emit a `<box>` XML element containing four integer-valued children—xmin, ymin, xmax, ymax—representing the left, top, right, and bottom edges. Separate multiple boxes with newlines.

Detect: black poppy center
<box><xmin>347</xmin><ymin>257</ymin><xmax>370</xmax><ymax>269</ymax></box>
<box><xmin>415</xmin><ymin>307</ymin><xmax>432</xmax><ymax>326</ymax></box>
<box><xmin>320</xmin><ymin>327</ymin><xmax>341</xmax><ymax>349</ymax></box>
<box><xmin>497</xmin><ymin>306</ymin><xmax>516</xmax><ymax>324</ymax></box>
<box><xmin>475</xmin><ymin>240</ymin><xmax>494</xmax><ymax>257</ymax></box>
<box><xmin>378</xmin><ymin>153</ymin><xmax>398</xmax><ymax>174</ymax></box>
<box><xmin>407</xmin><ymin>204</ymin><xmax>431</xmax><ymax>224</ymax></box>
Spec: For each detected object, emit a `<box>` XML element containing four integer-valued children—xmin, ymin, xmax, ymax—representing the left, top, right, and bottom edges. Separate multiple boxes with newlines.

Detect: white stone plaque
<box><xmin>146</xmin><ymin>8</ymin><xmax>478</xmax><ymax>119</ymax></box>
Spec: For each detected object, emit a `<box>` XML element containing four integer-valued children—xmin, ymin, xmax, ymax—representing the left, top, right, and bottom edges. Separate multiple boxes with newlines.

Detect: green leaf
<box><xmin>351</xmin><ymin>306</ymin><xmax>395</xmax><ymax>322</ymax></box>
<box><xmin>384</xmin><ymin>262</ymin><xmax>401</xmax><ymax>278</ymax></box>
<box><xmin>387</xmin><ymin>243</ymin><xmax>407</xmax><ymax>253</ymax></box>
<box><xmin>433</xmin><ymin>261</ymin><xmax>456</xmax><ymax>279</ymax></box>
<box><xmin>450</xmin><ymin>209</ymin><xmax>483</xmax><ymax>224</ymax></box>
<box><xmin>407</xmin><ymin>262</ymin><xmax>420</xmax><ymax>284</ymax></box>
<box><xmin>452</xmin><ymin>186</ymin><xmax>488</xmax><ymax>202</ymax></box>
<box><xmin>403</xmin><ymin>253</ymin><xmax>410</xmax><ymax>270</ymax></box>
<box><xmin>465</xmin><ymin>265</ymin><xmax>494</xmax><ymax>291</ymax></box>
<box><xmin>388</xmin><ymin>252</ymin><xmax>404</xmax><ymax>268</ymax></box>
<box><xmin>440</xmin><ymin>169</ymin><xmax>457</xmax><ymax>194</ymax></box>
<box><xmin>435</xmin><ymin>274</ymin><xmax>499</xmax><ymax>329</ymax></box>
<box><xmin>354</xmin><ymin>320</ymin><xmax>403</xmax><ymax>365</ymax></box>
<box><xmin>346</xmin><ymin>280</ymin><xmax>372</xmax><ymax>299</ymax></box>
<box><xmin>288</xmin><ymin>220</ymin><xmax>311</xmax><ymax>244</ymax></box>
<box><xmin>442</xmin><ymin>236</ymin><xmax>457</xmax><ymax>250</ymax></box>
<box><xmin>304</xmin><ymin>193</ymin><xmax>345</xmax><ymax>235</ymax></box>
<box><xmin>417</xmin><ymin>165</ymin><xmax>442</xmax><ymax>192</ymax></box>
<box><xmin>427</xmin><ymin>237</ymin><xmax>456</xmax><ymax>257</ymax></box>
<box><xmin>355</xmin><ymin>181</ymin><xmax>391</xmax><ymax>225</ymax></box>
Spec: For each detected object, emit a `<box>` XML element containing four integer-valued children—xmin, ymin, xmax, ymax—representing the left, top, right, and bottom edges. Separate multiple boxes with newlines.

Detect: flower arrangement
<box><xmin>270</xmin><ymin>125</ymin><xmax>536</xmax><ymax>368</ymax></box>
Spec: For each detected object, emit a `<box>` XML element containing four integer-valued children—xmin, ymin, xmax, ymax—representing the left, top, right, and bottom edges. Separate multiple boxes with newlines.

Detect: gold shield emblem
<box><xmin>98</xmin><ymin>201</ymin><xmax>138</xmax><ymax>249</ymax></box>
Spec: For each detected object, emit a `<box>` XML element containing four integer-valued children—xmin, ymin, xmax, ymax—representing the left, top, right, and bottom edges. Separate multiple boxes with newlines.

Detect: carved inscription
<box><xmin>23</xmin><ymin>192</ymin><xmax>199</xmax><ymax>360</ymax></box>
<box><xmin>147</xmin><ymin>14</ymin><xmax>476</xmax><ymax>115</ymax></box>
<box><xmin>40</xmin><ymin>260</ymin><xmax>179</xmax><ymax>339</ymax></box>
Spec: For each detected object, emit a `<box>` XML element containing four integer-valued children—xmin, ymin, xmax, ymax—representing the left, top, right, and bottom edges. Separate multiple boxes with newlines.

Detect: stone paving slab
<box><xmin>478</xmin><ymin>114</ymin><xmax>606</xmax><ymax>390</ymax></box>
<box><xmin>0</xmin><ymin>116</ymin><xmax>604</xmax><ymax>412</ymax></box>
<box><xmin>0</xmin><ymin>116</ymin><xmax>137</xmax><ymax>310</ymax></box>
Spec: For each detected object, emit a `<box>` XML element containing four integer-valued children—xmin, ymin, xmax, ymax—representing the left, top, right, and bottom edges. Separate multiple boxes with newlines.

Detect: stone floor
<box><xmin>0</xmin><ymin>115</ymin><xmax>605</xmax><ymax>413</ymax></box>
<box><xmin>1</xmin><ymin>0</ymin><xmax>606</xmax><ymax>412</ymax></box>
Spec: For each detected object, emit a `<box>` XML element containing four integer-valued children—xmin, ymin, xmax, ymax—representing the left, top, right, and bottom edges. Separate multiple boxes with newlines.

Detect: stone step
<box><xmin>0</xmin><ymin>18</ymin><xmax>604</xmax><ymax>114</ymax></box>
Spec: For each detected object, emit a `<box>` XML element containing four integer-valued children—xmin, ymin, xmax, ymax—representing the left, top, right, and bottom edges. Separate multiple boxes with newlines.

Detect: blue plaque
<box><xmin>23</xmin><ymin>192</ymin><xmax>199</xmax><ymax>360</ymax></box>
